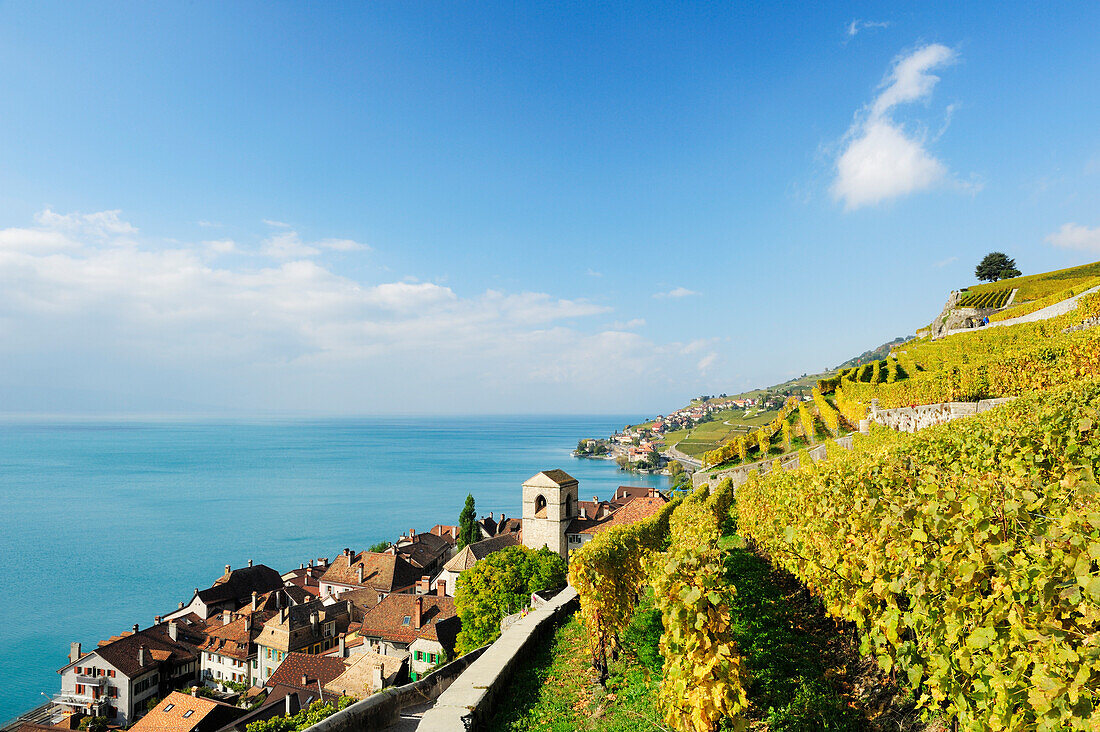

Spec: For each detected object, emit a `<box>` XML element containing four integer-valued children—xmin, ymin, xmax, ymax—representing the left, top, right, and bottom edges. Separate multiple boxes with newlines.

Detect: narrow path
<box><xmin>724</xmin><ymin>542</ymin><xmax>931</xmax><ymax>731</ymax></box>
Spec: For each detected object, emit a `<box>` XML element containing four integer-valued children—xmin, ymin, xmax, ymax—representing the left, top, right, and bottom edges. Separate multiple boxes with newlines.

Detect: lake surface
<box><xmin>0</xmin><ymin>416</ymin><xmax>664</xmax><ymax>723</ymax></box>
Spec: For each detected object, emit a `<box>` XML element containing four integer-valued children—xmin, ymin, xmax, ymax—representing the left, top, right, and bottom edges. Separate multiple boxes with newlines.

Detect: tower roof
<box><xmin>523</xmin><ymin>469</ymin><xmax>578</xmax><ymax>488</ymax></box>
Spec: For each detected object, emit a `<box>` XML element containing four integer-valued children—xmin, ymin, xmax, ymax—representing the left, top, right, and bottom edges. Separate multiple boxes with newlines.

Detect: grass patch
<box><xmin>487</xmin><ymin>599</ymin><xmax>664</xmax><ymax>732</ymax></box>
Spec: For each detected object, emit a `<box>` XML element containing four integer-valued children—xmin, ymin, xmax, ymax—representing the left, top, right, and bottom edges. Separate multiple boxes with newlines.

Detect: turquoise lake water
<box><xmin>0</xmin><ymin>416</ymin><xmax>664</xmax><ymax>723</ymax></box>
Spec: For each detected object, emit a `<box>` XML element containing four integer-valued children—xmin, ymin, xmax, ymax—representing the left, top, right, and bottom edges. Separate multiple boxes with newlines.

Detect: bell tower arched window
<box><xmin>534</xmin><ymin>494</ymin><xmax>547</xmax><ymax>518</ymax></box>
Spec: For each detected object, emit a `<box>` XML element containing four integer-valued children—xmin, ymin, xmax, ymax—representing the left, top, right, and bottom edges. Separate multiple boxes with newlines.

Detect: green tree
<box><xmin>668</xmin><ymin>460</ymin><xmax>683</xmax><ymax>477</ymax></box>
<box><xmin>457</xmin><ymin>494</ymin><xmax>479</xmax><ymax>549</ymax></box>
<box><xmin>453</xmin><ymin>545</ymin><xmax>567</xmax><ymax>653</ymax></box>
<box><xmin>78</xmin><ymin>717</ymin><xmax>109</xmax><ymax>732</ymax></box>
<box><xmin>367</xmin><ymin>540</ymin><xmax>390</xmax><ymax>553</ymax></box>
<box><xmin>975</xmin><ymin>252</ymin><xmax>1021</xmax><ymax>282</ymax></box>
<box><xmin>645</xmin><ymin>447</ymin><xmax>662</xmax><ymax>469</ymax></box>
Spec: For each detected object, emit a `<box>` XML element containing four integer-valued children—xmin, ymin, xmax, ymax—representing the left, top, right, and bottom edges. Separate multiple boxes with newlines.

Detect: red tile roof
<box><xmin>567</xmin><ymin>495</ymin><xmax>668</xmax><ymax>537</ymax></box>
<box><xmin>266</xmin><ymin>653</ymin><xmax>348</xmax><ymax>692</ymax></box>
<box><xmin>318</xmin><ymin>552</ymin><xmax>420</xmax><ymax>594</ymax></box>
<box><xmin>359</xmin><ymin>594</ymin><xmax>458</xmax><ymax>651</ymax></box>
<box><xmin>129</xmin><ymin>692</ymin><xmax>240</xmax><ymax>732</ymax></box>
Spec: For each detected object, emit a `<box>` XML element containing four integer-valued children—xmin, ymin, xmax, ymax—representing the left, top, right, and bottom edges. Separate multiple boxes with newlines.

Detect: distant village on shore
<box><xmin>9</xmin><ymin>471</ymin><xmax>667</xmax><ymax>732</ymax></box>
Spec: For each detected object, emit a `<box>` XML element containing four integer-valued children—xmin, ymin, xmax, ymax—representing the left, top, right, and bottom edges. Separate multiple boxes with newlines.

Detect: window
<box><xmin>164</xmin><ymin>704</ymin><xmax>175</xmax><ymax>712</ymax></box>
<box><xmin>534</xmin><ymin>494</ymin><xmax>547</xmax><ymax>518</ymax></box>
<box><xmin>402</xmin><ymin>616</ymin><xmax>411</xmax><ymax>626</ymax></box>
<box><xmin>413</xmin><ymin>651</ymin><xmax>420</xmax><ymax>661</ymax></box>
<box><xmin>312</xmin><ymin>644</ymin><xmax>320</xmax><ymax>654</ymax></box>
<box><xmin>109</xmin><ymin>670</ymin><xmax>116</xmax><ymax>678</ymax></box>
<box><xmin>430</xmin><ymin>654</ymin><xmax>437</xmax><ymax>663</ymax></box>
<box><xmin>75</xmin><ymin>684</ymin><xmax>84</xmax><ymax>695</ymax></box>
<box><xmin>183</xmin><ymin>711</ymin><xmax>193</xmax><ymax>718</ymax></box>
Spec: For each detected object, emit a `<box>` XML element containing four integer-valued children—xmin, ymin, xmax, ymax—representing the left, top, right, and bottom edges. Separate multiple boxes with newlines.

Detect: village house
<box><xmin>253</xmin><ymin>600</ymin><xmax>352</xmax><ymax>685</ymax></box>
<box><xmin>566</xmin><ymin>493</ymin><xmax>668</xmax><ymax>555</ymax></box>
<box><xmin>128</xmin><ymin>691</ymin><xmax>245</xmax><ymax>732</ymax></box>
<box><xmin>281</xmin><ymin>559</ymin><xmax>329</xmax><ymax>598</ymax></box>
<box><xmin>393</xmin><ymin>529</ymin><xmax>453</xmax><ymax>577</ymax></box>
<box><xmin>358</xmin><ymin>593</ymin><xmax>459</xmax><ymax>680</ymax></box>
<box><xmin>56</xmin><ymin>618</ymin><xmax>208</xmax><ymax>726</ymax></box>
<box><xmin>477</xmin><ymin>511</ymin><xmax>522</xmax><ymax>540</ymax></box>
<box><xmin>166</xmin><ymin>562</ymin><xmax>285</xmax><ymax>622</ymax></box>
<box><xmin>264</xmin><ymin>653</ymin><xmax>348</xmax><ymax>699</ymax></box>
<box><xmin>317</xmin><ymin>549</ymin><xmax>421</xmax><ymax>599</ymax></box>
<box><xmin>197</xmin><ymin>598</ymin><xmax>282</xmax><ymax>689</ymax></box>
<box><xmin>325</xmin><ymin>651</ymin><xmax>407</xmax><ymax>700</ymax></box>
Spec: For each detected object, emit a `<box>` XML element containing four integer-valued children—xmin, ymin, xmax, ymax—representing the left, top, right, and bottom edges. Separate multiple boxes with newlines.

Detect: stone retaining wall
<box><xmin>301</xmin><ymin>646</ymin><xmax>488</xmax><ymax>732</ymax></box>
<box><xmin>692</xmin><ymin>435</ymin><xmax>854</xmax><ymax>489</ymax></box>
<box><xmin>416</xmin><ymin>586</ymin><xmax>579</xmax><ymax>730</ymax></box>
<box><xmin>867</xmin><ymin>397</ymin><xmax>1015</xmax><ymax>432</ymax></box>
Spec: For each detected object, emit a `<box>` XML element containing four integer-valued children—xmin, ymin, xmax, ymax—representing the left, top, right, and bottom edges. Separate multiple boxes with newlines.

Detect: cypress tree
<box><xmin>458</xmin><ymin>494</ymin><xmax>478</xmax><ymax>549</ymax></box>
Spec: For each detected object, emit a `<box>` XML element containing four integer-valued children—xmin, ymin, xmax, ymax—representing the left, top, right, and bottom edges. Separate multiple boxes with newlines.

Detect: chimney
<box><xmin>309</xmin><ymin>559</ymin><xmax>314</xmax><ymax>568</ymax></box>
<box><xmin>413</xmin><ymin>596</ymin><xmax>423</xmax><ymax>630</ymax></box>
<box><xmin>489</xmin><ymin>512</ymin><xmax>493</xmax><ymax>520</ymax></box>
<box><xmin>138</xmin><ymin>646</ymin><xmax>145</xmax><ymax>666</ymax></box>
<box><xmin>252</xmin><ymin>592</ymin><xmax>259</xmax><ymax>611</ymax></box>
<box><xmin>154</xmin><ymin>615</ymin><xmax>161</xmax><ymax>625</ymax></box>
<box><xmin>178</xmin><ymin>601</ymin><xmax>185</xmax><ymax>610</ymax></box>
<box><xmin>436</xmin><ymin>580</ymin><xmax>446</xmax><ymax>597</ymax></box>
<box><xmin>284</xmin><ymin>695</ymin><xmax>293</xmax><ymax>716</ymax></box>
<box><xmin>70</xmin><ymin>642</ymin><xmax>81</xmax><ymax>663</ymax></box>
<box><xmin>371</xmin><ymin>663</ymin><xmax>383</xmax><ymax>691</ymax></box>
<box><xmin>338</xmin><ymin>637</ymin><xmax>345</xmax><ymax>657</ymax></box>
<box><xmin>279</xmin><ymin>606</ymin><xmax>287</xmax><ymax>623</ymax></box>
<box><xmin>356</xmin><ymin>565</ymin><xmax>364</xmax><ymax>584</ymax></box>
<box><xmin>225</xmin><ymin>564</ymin><xmax>231</xmax><ymax>575</ymax></box>
<box><xmin>169</xmin><ymin>622</ymin><xmax>178</xmax><ymax>641</ymax></box>
<box><xmin>310</xmin><ymin>612</ymin><xmax>319</xmax><ymax>633</ymax></box>
<box><xmin>191</xmin><ymin>686</ymin><xmax>198</xmax><ymax>697</ymax></box>
<box><xmin>301</xmin><ymin>675</ymin><xmax>308</xmax><ymax>686</ymax></box>
<box><xmin>300</xmin><ymin>563</ymin><xmax>305</xmax><ymax>570</ymax></box>
<box><xmin>409</xmin><ymin>528</ymin><xmax>415</xmax><ymax>538</ymax></box>
<box><xmin>248</xmin><ymin>559</ymin><xmax>253</xmax><ymax>567</ymax></box>
<box><xmin>222</xmin><ymin>610</ymin><xmax>231</xmax><ymax>625</ymax></box>
<box><xmin>132</xmin><ymin>624</ymin><xmax>139</xmax><ymax>634</ymax></box>
<box><xmin>418</xmin><ymin>576</ymin><xmax>429</xmax><ymax>594</ymax></box>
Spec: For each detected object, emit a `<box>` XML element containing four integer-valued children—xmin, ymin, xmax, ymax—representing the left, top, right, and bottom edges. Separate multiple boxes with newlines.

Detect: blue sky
<box><xmin>0</xmin><ymin>2</ymin><xmax>1098</xmax><ymax>414</ymax></box>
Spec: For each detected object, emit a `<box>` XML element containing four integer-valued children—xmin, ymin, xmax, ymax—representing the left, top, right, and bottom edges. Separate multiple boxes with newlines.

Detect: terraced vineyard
<box><xmin>956</xmin><ymin>287</ymin><xmax>1010</xmax><ymax>308</ymax></box>
<box><xmin>568</xmin><ymin>289</ymin><xmax>1100</xmax><ymax>731</ymax></box>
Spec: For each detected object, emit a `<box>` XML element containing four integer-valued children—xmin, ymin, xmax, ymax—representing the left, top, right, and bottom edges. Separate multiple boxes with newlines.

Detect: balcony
<box><xmin>54</xmin><ymin>692</ymin><xmax>110</xmax><ymax>710</ymax></box>
<box><xmin>74</xmin><ymin>675</ymin><xmax>107</xmax><ymax>688</ymax></box>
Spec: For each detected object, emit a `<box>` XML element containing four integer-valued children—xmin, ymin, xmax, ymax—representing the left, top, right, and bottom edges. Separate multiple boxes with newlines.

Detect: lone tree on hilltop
<box><xmin>457</xmin><ymin>493</ymin><xmax>479</xmax><ymax>549</ymax></box>
<box><xmin>975</xmin><ymin>252</ymin><xmax>1022</xmax><ymax>283</ymax></box>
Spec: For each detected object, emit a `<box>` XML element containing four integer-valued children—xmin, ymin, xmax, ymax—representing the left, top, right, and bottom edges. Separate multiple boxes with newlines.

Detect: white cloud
<box><xmin>262</xmin><ymin>219</ymin><xmax>292</xmax><ymax>228</ymax></box>
<box><xmin>586</xmin><ymin>268</ymin><xmax>602</xmax><ymax>277</ymax></box>
<box><xmin>846</xmin><ymin>19</ymin><xmax>890</xmax><ymax>38</ymax></box>
<box><xmin>1045</xmin><ymin>223</ymin><xmax>1100</xmax><ymax>252</ymax></box>
<box><xmin>832</xmin><ymin>44</ymin><xmax>960</xmax><ymax>210</ymax></box>
<box><xmin>0</xmin><ymin>209</ymin><xmax>708</xmax><ymax>414</ymax></box>
<box><xmin>0</xmin><ymin>227</ymin><xmax>80</xmax><ymax>253</ymax></box>
<box><xmin>933</xmin><ymin>255</ymin><xmax>958</xmax><ymax>268</ymax></box>
<box><xmin>203</xmin><ymin>239</ymin><xmax>238</xmax><ymax>255</ymax></box>
<box><xmin>697</xmin><ymin>352</ymin><xmax>718</xmax><ymax>373</ymax></box>
<box><xmin>653</xmin><ymin>286</ymin><xmax>699</xmax><ymax>299</ymax></box>
<box><xmin>35</xmin><ymin>208</ymin><xmax>137</xmax><ymax>238</ymax></box>
<box><xmin>261</xmin><ymin>229</ymin><xmax>369</xmax><ymax>259</ymax></box>
<box><xmin>611</xmin><ymin>318</ymin><xmax>646</xmax><ymax>330</ymax></box>
<box><xmin>197</xmin><ymin>220</ymin><xmax>221</xmax><ymax>228</ymax></box>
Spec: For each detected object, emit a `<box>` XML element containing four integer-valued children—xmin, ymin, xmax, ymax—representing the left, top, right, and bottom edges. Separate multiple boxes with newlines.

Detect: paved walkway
<box><xmin>384</xmin><ymin>701</ymin><xmax>434</xmax><ymax>731</ymax></box>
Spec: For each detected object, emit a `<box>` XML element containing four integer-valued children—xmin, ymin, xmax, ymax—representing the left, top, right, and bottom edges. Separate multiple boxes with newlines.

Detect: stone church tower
<box><xmin>521</xmin><ymin>469</ymin><xmax>579</xmax><ymax>560</ymax></box>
